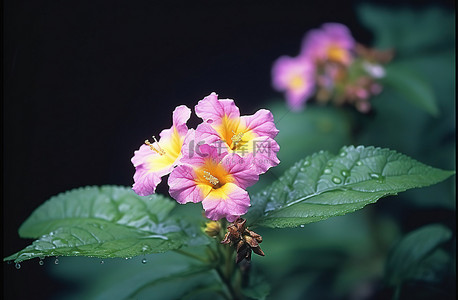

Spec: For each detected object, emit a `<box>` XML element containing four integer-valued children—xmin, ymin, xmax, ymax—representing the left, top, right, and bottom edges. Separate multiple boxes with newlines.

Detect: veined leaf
<box><xmin>4</xmin><ymin>186</ymin><xmax>202</xmax><ymax>263</ymax></box>
<box><xmin>247</xmin><ymin>146</ymin><xmax>454</xmax><ymax>228</ymax></box>
<box><xmin>18</xmin><ymin>185</ymin><xmax>176</xmax><ymax>238</ymax></box>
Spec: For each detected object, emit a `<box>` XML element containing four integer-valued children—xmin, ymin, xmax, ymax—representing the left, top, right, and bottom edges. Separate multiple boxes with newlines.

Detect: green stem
<box><xmin>393</xmin><ymin>284</ymin><xmax>402</xmax><ymax>300</ymax></box>
<box><xmin>216</xmin><ymin>266</ymin><xmax>239</xmax><ymax>300</ymax></box>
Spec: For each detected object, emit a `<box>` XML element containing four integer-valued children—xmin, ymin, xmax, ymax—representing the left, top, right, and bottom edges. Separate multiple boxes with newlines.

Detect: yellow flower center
<box><xmin>288</xmin><ymin>74</ymin><xmax>305</xmax><ymax>91</ymax></box>
<box><xmin>145</xmin><ymin>128</ymin><xmax>184</xmax><ymax>172</ymax></box>
<box><xmin>197</xmin><ymin>158</ymin><xmax>233</xmax><ymax>189</ymax></box>
<box><xmin>145</xmin><ymin>136</ymin><xmax>166</xmax><ymax>155</ymax></box>
<box><xmin>327</xmin><ymin>45</ymin><xmax>348</xmax><ymax>63</ymax></box>
<box><xmin>203</xmin><ymin>171</ymin><xmax>220</xmax><ymax>186</ymax></box>
<box><xmin>231</xmin><ymin>130</ymin><xmax>244</xmax><ymax>143</ymax></box>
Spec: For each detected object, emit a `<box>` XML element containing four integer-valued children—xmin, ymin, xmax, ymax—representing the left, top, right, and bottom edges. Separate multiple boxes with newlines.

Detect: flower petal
<box><xmin>202</xmin><ymin>182</ymin><xmax>251</xmax><ymax>222</ymax></box>
<box><xmin>131</xmin><ymin>105</ymin><xmax>191</xmax><ymax>196</ymax></box>
<box><xmin>301</xmin><ymin>23</ymin><xmax>354</xmax><ymax>65</ymax></box>
<box><xmin>195</xmin><ymin>92</ymin><xmax>240</xmax><ymax>123</ymax></box>
<box><xmin>221</xmin><ymin>153</ymin><xmax>259</xmax><ymax>189</ymax></box>
<box><xmin>132</xmin><ymin>165</ymin><xmax>163</xmax><ymax>196</ymax></box>
<box><xmin>244</xmin><ymin>136</ymin><xmax>280</xmax><ymax>174</ymax></box>
<box><xmin>172</xmin><ymin>105</ymin><xmax>192</xmax><ymax>128</ymax></box>
<box><xmin>240</xmin><ymin>109</ymin><xmax>279</xmax><ymax>139</ymax></box>
<box><xmin>168</xmin><ymin>165</ymin><xmax>212</xmax><ymax>204</ymax></box>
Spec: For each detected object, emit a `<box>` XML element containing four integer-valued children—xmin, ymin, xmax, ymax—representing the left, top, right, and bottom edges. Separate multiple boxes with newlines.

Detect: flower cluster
<box><xmin>272</xmin><ymin>23</ymin><xmax>393</xmax><ymax>113</ymax></box>
<box><xmin>131</xmin><ymin>93</ymin><xmax>280</xmax><ymax>222</ymax></box>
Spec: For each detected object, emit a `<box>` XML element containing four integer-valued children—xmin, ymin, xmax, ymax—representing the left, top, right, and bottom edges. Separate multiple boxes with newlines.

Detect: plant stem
<box><xmin>393</xmin><ymin>284</ymin><xmax>402</xmax><ymax>300</ymax></box>
<box><xmin>216</xmin><ymin>266</ymin><xmax>239</xmax><ymax>300</ymax></box>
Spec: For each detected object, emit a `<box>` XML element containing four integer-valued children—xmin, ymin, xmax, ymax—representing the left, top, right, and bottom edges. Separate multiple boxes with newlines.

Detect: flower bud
<box><xmin>203</xmin><ymin>221</ymin><xmax>221</xmax><ymax>237</ymax></box>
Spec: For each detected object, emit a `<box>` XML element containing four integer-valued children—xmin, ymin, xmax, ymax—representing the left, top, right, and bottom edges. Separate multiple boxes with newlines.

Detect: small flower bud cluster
<box><xmin>221</xmin><ymin>218</ymin><xmax>265</xmax><ymax>263</ymax></box>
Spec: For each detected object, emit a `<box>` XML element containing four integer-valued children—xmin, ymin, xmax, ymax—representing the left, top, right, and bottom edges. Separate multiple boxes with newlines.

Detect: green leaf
<box><xmin>4</xmin><ymin>186</ymin><xmax>201</xmax><ymax>263</ymax></box>
<box><xmin>385</xmin><ymin>224</ymin><xmax>452</xmax><ymax>286</ymax></box>
<box><xmin>247</xmin><ymin>146</ymin><xmax>454</xmax><ymax>228</ymax></box>
<box><xmin>382</xmin><ymin>63</ymin><xmax>438</xmax><ymax>116</ymax></box>
<box><xmin>357</xmin><ymin>5</ymin><xmax>455</xmax><ymax>56</ymax></box>
<box><xmin>248</xmin><ymin>102</ymin><xmax>351</xmax><ymax>195</ymax></box>
<box><xmin>18</xmin><ymin>185</ymin><xmax>175</xmax><ymax>238</ymax></box>
<box><xmin>48</xmin><ymin>252</ymin><xmax>219</xmax><ymax>300</ymax></box>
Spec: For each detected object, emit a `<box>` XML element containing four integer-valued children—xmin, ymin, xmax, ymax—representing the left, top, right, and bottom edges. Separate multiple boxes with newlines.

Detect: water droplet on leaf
<box><xmin>339</xmin><ymin>151</ymin><xmax>346</xmax><ymax>157</ymax></box>
<box><xmin>39</xmin><ymin>260</ymin><xmax>44</xmax><ymax>266</ymax></box>
<box><xmin>332</xmin><ymin>177</ymin><xmax>342</xmax><ymax>184</ymax></box>
<box><xmin>324</xmin><ymin>168</ymin><xmax>332</xmax><ymax>174</ymax></box>
<box><xmin>341</xmin><ymin>170</ymin><xmax>349</xmax><ymax>177</ymax></box>
<box><xmin>100</xmin><ymin>260</ymin><xmax>104</xmax><ymax>264</ymax></box>
<box><xmin>300</xmin><ymin>225</ymin><xmax>305</xmax><ymax>228</ymax></box>
<box><xmin>370</xmin><ymin>173</ymin><xmax>385</xmax><ymax>182</ymax></box>
<box><xmin>356</xmin><ymin>161</ymin><xmax>363</xmax><ymax>166</ymax></box>
<box><xmin>15</xmin><ymin>263</ymin><xmax>21</xmax><ymax>269</ymax></box>
<box><xmin>142</xmin><ymin>258</ymin><xmax>147</xmax><ymax>264</ymax></box>
<box><xmin>54</xmin><ymin>258</ymin><xmax>59</xmax><ymax>265</ymax></box>
<box><xmin>304</xmin><ymin>160</ymin><xmax>311</xmax><ymax>166</ymax></box>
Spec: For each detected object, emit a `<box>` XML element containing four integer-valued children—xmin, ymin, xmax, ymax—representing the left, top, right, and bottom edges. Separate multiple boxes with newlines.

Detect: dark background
<box><xmin>3</xmin><ymin>0</ymin><xmax>454</xmax><ymax>299</ymax></box>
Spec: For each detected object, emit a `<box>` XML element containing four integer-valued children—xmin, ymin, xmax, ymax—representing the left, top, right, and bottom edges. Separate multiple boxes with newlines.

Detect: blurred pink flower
<box><xmin>271</xmin><ymin>55</ymin><xmax>315</xmax><ymax>110</ymax></box>
<box><xmin>301</xmin><ymin>23</ymin><xmax>355</xmax><ymax>65</ymax></box>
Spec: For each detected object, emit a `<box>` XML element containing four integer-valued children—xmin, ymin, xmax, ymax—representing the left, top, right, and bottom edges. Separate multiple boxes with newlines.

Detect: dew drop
<box><xmin>39</xmin><ymin>260</ymin><xmax>44</xmax><ymax>266</ymax></box>
<box><xmin>300</xmin><ymin>225</ymin><xmax>305</xmax><ymax>228</ymax></box>
<box><xmin>54</xmin><ymin>258</ymin><xmax>59</xmax><ymax>265</ymax></box>
<box><xmin>370</xmin><ymin>173</ymin><xmax>381</xmax><ymax>179</ymax></box>
<box><xmin>370</xmin><ymin>173</ymin><xmax>385</xmax><ymax>182</ymax></box>
<box><xmin>339</xmin><ymin>151</ymin><xmax>346</xmax><ymax>157</ymax></box>
<box><xmin>100</xmin><ymin>260</ymin><xmax>104</xmax><ymax>264</ymax></box>
<box><xmin>341</xmin><ymin>170</ymin><xmax>349</xmax><ymax>177</ymax></box>
<box><xmin>142</xmin><ymin>258</ymin><xmax>147</xmax><ymax>264</ymax></box>
<box><xmin>207</xmin><ymin>119</ymin><xmax>213</xmax><ymax>124</ymax></box>
<box><xmin>142</xmin><ymin>245</ymin><xmax>149</xmax><ymax>252</ymax></box>
<box><xmin>324</xmin><ymin>168</ymin><xmax>332</xmax><ymax>174</ymax></box>
<box><xmin>356</xmin><ymin>161</ymin><xmax>363</xmax><ymax>166</ymax></box>
<box><xmin>15</xmin><ymin>263</ymin><xmax>21</xmax><ymax>269</ymax></box>
<box><xmin>327</xmin><ymin>162</ymin><xmax>333</xmax><ymax>167</ymax></box>
<box><xmin>332</xmin><ymin>177</ymin><xmax>342</xmax><ymax>184</ymax></box>
<box><xmin>304</xmin><ymin>160</ymin><xmax>311</xmax><ymax>166</ymax></box>
<box><xmin>300</xmin><ymin>167</ymin><xmax>306</xmax><ymax>172</ymax></box>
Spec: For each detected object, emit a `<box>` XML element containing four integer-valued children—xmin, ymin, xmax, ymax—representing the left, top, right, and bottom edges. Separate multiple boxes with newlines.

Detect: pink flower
<box><xmin>131</xmin><ymin>105</ymin><xmax>191</xmax><ymax>196</ymax></box>
<box><xmin>193</xmin><ymin>92</ymin><xmax>280</xmax><ymax>174</ymax></box>
<box><xmin>301</xmin><ymin>23</ymin><xmax>355</xmax><ymax>65</ymax></box>
<box><xmin>272</xmin><ymin>55</ymin><xmax>316</xmax><ymax>110</ymax></box>
<box><xmin>168</xmin><ymin>144</ymin><xmax>259</xmax><ymax>222</ymax></box>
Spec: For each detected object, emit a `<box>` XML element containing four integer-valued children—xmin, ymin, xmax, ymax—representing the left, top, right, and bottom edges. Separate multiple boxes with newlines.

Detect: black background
<box><xmin>3</xmin><ymin>0</ymin><xmax>454</xmax><ymax>299</ymax></box>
